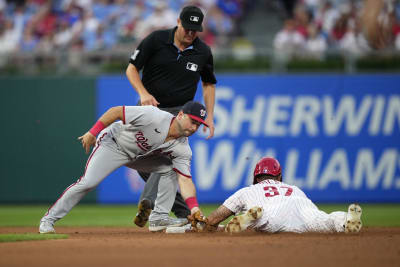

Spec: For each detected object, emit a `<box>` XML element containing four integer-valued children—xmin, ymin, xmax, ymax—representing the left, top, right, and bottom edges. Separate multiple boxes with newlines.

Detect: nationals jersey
<box><xmin>223</xmin><ymin>179</ymin><xmax>346</xmax><ymax>233</ymax></box>
<box><xmin>107</xmin><ymin>105</ymin><xmax>192</xmax><ymax>177</ymax></box>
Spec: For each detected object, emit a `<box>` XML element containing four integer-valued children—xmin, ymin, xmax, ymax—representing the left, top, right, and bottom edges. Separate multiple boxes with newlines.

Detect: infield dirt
<box><xmin>0</xmin><ymin>227</ymin><xmax>399</xmax><ymax>267</ymax></box>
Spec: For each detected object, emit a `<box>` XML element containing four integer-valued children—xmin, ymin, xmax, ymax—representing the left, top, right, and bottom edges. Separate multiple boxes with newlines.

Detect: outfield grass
<box><xmin>0</xmin><ymin>204</ymin><xmax>399</xmax><ymax>227</ymax></box>
<box><xmin>0</xmin><ymin>234</ymin><xmax>68</xmax><ymax>242</ymax></box>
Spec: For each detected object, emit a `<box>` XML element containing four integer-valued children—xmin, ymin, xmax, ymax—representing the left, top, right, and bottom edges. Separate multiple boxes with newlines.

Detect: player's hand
<box><xmin>187</xmin><ymin>208</ymin><xmax>207</xmax><ymax>232</ymax></box>
<box><xmin>204</xmin><ymin>116</ymin><xmax>214</xmax><ymax>139</ymax></box>
<box><xmin>78</xmin><ymin>132</ymin><xmax>96</xmax><ymax>154</ymax></box>
<box><xmin>140</xmin><ymin>92</ymin><xmax>160</xmax><ymax>107</ymax></box>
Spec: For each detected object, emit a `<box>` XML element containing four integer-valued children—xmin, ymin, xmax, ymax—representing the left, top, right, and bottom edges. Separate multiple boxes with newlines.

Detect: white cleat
<box><xmin>39</xmin><ymin>220</ymin><xmax>56</xmax><ymax>234</ymax></box>
<box><xmin>344</xmin><ymin>204</ymin><xmax>362</xmax><ymax>233</ymax></box>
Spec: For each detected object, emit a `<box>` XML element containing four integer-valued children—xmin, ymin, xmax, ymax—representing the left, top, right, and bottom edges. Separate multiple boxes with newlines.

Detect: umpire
<box><xmin>126</xmin><ymin>5</ymin><xmax>217</xmax><ymax>227</ymax></box>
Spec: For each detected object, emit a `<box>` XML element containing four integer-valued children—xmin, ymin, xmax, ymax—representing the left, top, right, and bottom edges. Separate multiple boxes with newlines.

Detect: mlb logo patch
<box><xmin>190</xmin><ymin>16</ymin><xmax>199</xmax><ymax>22</ymax></box>
<box><xmin>186</xmin><ymin>62</ymin><xmax>198</xmax><ymax>72</ymax></box>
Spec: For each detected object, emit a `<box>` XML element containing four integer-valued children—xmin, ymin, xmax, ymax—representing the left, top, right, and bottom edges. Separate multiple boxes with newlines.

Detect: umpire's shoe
<box><xmin>134</xmin><ymin>199</ymin><xmax>152</xmax><ymax>227</ymax></box>
<box><xmin>344</xmin><ymin>204</ymin><xmax>362</xmax><ymax>233</ymax></box>
<box><xmin>149</xmin><ymin>217</ymin><xmax>188</xmax><ymax>232</ymax></box>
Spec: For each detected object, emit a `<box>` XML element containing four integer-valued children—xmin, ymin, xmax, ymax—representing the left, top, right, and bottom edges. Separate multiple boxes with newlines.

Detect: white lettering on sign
<box><xmin>290</xmin><ymin>96</ymin><xmax>320</xmax><ymax>136</ymax></box>
<box><xmin>383</xmin><ymin>96</ymin><xmax>400</xmax><ymax>135</ymax></box>
<box><xmin>264</xmin><ymin>96</ymin><xmax>292</xmax><ymax>136</ymax></box>
<box><xmin>193</xmin><ymin>139</ymin><xmax>400</xmax><ymax>190</ymax></box>
<box><xmin>322</xmin><ymin>95</ymin><xmax>372</xmax><ymax>136</ymax></box>
<box><xmin>353</xmin><ymin>149</ymin><xmax>397</xmax><ymax>189</ymax></box>
<box><xmin>194</xmin><ymin>140</ymin><xmax>256</xmax><ymax>190</ymax></box>
<box><xmin>230</xmin><ymin>96</ymin><xmax>265</xmax><ymax>137</ymax></box>
<box><xmin>213</xmin><ymin>86</ymin><xmax>400</xmax><ymax>137</ymax></box>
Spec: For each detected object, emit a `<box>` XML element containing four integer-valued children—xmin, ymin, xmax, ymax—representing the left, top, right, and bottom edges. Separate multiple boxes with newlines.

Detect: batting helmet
<box><xmin>253</xmin><ymin>157</ymin><xmax>282</xmax><ymax>184</ymax></box>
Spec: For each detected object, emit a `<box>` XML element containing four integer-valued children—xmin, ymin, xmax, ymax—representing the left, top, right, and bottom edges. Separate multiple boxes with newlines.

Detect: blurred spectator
<box><xmin>293</xmin><ymin>4</ymin><xmax>311</xmax><ymax>38</ymax></box>
<box><xmin>0</xmin><ymin>19</ymin><xmax>21</xmax><ymax>53</ymax></box>
<box><xmin>314</xmin><ymin>1</ymin><xmax>340</xmax><ymax>37</ymax></box>
<box><xmin>304</xmin><ymin>23</ymin><xmax>327</xmax><ymax>59</ymax></box>
<box><xmin>53</xmin><ymin>18</ymin><xmax>75</xmax><ymax>50</ymax></box>
<box><xmin>273</xmin><ymin>19</ymin><xmax>306</xmax><ymax>62</ymax></box>
<box><xmin>78</xmin><ymin>9</ymin><xmax>101</xmax><ymax>51</ymax></box>
<box><xmin>205</xmin><ymin>5</ymin><xmax>234</xmax><ymax>47</ymax></box>
<box><xmin>134</xmin><ymin>1</ymin><xmax>177</xmax><ymax>40</ymax></box>
<box><xmin>338</xmin><ymin>18</ymin><xmax>370</xmax><ymax>56</ymax></box>
<box><xmin>36</xmin><ymin>31</ymin><xmax>55</xmax><ymax>53</ymax></box>
<box><xmin>19</xmin><ymin>25</ymin><xmax>39</xmax><ymax>51</ymax></box>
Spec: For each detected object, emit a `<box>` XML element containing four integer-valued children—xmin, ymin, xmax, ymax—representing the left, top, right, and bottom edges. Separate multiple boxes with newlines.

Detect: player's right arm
<box><xmin>126</xmin><ymin>32</ymin><xmax>159</xmax><ymax>107</ymax></box>
<box><xmin>78</xmin><ymin>106</ymin><xmax>124</xmax><ymax>154</ymax></box>
<box><xmin>126</xmin><ymin>64</ymin><xmax>159</xmax><ymax>106</ymax></box>
<box><xmin>205</xmin><ymin>187</ymin><xmax>247</xmax><ymax>227</ymax></box>
<box><xmin>207</xmin><ymin>205</ymin><xmax>234</xmax><ymax>227</ymax></box>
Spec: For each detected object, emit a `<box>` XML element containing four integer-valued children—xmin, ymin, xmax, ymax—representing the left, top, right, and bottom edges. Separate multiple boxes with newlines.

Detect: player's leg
<box><xmin>134</xmin><ymin>172</ymin><xmax>159</xmax><ymax>227</ymax></box>
<box><xmin>302</xmin><ymin>207</ymin><xmax>352</xmax><ymax>233</ymax></box>
<box><xmin>39</xmin><ymin>134</ymin><xmax>130</xmax><ymax>233</ymax></box>
<box><xmin>148</xmin><ymin>170</ymin><xmax>188</xmax><ymax>231</ymax></box>
<box><xmin>135</xmin><ymin>171</ymin><xmax>190</xmax><ymax>225</ymax></box>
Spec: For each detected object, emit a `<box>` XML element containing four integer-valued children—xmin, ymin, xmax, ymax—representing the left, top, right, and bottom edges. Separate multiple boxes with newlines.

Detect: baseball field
<box><xmin>0</xmin><ymin>204</ymin><xmax>399</xmax><ymax>267</ymax></box>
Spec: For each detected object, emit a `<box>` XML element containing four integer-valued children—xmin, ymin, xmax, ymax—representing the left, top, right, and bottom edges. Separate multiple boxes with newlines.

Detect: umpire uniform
<box><xmin>127</xmin><ymin>5</ymin><xmax>217</xmax><ymax>220</ymax></box>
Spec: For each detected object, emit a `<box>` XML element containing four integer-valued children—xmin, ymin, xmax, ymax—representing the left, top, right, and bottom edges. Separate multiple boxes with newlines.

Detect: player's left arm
<box><xmin>176</xmin><ymin>172</ymin><xmax>203</xmax><ymax>216</ymax></box>
<box><xmin>207</xmin><ymin>205</ymin><xmax>234</xmax><ymax>227</ymax></box>
<box><xmin>78</xmin><ymin>106</ymin><xmax>124</xmax><ymax>153</ymax></box>
<box><xmin>202</xmin><ymin>81</ymin><xmax>215</xmax><ymax>139</ymax></box>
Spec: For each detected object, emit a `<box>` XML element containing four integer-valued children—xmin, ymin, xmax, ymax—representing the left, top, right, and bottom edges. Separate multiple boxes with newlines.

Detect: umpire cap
<box><xmin>179</xmin><ymin>5</ymin><xmax>204</xmax><ymax>32</ymax></box>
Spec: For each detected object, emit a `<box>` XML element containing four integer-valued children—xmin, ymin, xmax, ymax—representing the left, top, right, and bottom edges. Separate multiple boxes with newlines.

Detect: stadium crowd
<box><xmin>273</xmin><ymin>0</ymin><xmax>400</xmax><ymax>60</ymax></box>
<box><xmin>1</xmin><ymin>0</ymin><xmax>400</xmax><ymax>61</ymax></box>
<box><xmin>0</xmin><ymin>0</ymin><xmax>251</xmax><ymax>54</ymax></box>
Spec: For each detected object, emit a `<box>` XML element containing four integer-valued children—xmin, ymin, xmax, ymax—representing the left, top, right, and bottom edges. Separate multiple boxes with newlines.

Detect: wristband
<box><xmin>89</xmin><ymin>121</ymin><xmax>105</xmax><ymax>136</ymax></box>
<box><xmin>185</xmin><ymin>196</ymin><xmax>199</xmax><ymax>210</ymax></box>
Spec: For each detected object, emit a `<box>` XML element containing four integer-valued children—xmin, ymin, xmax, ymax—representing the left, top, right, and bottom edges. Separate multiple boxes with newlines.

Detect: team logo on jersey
<box><xmin>190</xmin><ymin>16</ymin><xmax>199</xmax><ymax>22</ymax></box>
<box><xmin>186</xmin><ymin>62</ymin><xmax>198</xmax><ymax>72</ymax></box>
<box><xmin>131</xmin><ymin>50</ymin><xmax>140</xmax><ymax>60</ymax></box>
<box><xmin>135</xmin><ymin>131</ymin><xmax>152</xmax><ymax>151</ymax></box>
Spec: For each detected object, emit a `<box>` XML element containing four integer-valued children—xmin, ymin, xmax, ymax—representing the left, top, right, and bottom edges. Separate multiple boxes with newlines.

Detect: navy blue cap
<box><xmin>182</xmin><ymin>101</ymin><xmax>208</xmax><ymax>127</ymax></box>
<box><xmin>179</xmin><ymin>6</ymin><xmax>204</xmax><ymax>32</ymax></box>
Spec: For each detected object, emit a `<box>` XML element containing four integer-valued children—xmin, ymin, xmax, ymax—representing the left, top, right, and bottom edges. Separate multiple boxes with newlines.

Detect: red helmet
<box><xmin>253</xmin><ymin>157</ymin><xmax>282</xmax><ymax>184</ymax></box>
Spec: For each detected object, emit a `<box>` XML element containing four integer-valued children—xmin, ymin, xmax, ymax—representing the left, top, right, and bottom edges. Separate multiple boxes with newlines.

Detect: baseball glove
<box><xmin>187</xmin><ymin>211</ymin><xmax>217</xmax><ymax>232</ymax></box>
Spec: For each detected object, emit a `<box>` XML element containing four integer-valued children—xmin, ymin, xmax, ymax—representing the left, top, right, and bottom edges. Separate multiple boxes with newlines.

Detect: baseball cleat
<box><xmin>344</xmin><ymin>204</ymin><xmax>362</xmax><ymax>233</ymax></box>
<box><xmin>149</xmin><ymin>217</ymin><xmax>188</xmax><ymax>232</ymax></box>
<box><xmin>134</xmin><ymin>199</ymin><xmax>152</xmax><ymax>227</ymax></box>
<box><xmin>39</xmin><ymin>220</ymin><xmax>56</xmax><ymax>234</ymax></box>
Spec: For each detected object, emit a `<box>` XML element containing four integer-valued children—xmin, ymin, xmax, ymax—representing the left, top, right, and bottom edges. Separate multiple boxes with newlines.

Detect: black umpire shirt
<box><xmin>129</xmin><ymin>27</ymin><xmax>217</xmax><ymax>108</ymax></box>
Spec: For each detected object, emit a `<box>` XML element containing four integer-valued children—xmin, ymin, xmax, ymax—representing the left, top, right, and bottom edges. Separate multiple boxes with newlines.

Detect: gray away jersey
<box><xmin>108</xmin><ymin>106</ymin><xmax>192</xmax><ymax>177</ymax></box>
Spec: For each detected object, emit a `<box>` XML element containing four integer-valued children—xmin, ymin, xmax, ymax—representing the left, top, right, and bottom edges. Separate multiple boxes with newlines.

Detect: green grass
<box><xmin>0</xmin><ymin>233</ymin><xmax>68</xmax><ymax>242</ymax></box>
<box><xmin>0</xmin><ymin>204</ymin><xmax>399</xmax><ymax>227</ymax></box>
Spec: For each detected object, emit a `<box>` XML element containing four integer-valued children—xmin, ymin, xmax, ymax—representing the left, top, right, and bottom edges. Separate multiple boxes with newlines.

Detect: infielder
<box><xmin>194</xmin><ymin>157</ymin><xmax>362</xmax><ymax>234</ymax></box>
<box><xmin>39</xmin><ymin>101</ymin><xmax>207</xmax><ymax>233</ymax></box>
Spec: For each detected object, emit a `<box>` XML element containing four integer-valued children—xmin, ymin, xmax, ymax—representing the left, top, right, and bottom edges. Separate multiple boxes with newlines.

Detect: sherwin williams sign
<box><xmin>97</xmin><ymin>75</ymin><xmax>400</xmax><ymax>203</ymax></box>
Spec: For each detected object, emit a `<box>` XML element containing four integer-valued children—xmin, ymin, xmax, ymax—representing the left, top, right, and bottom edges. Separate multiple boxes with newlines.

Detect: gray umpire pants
<box><xmin>137</xmin><ymin>104</ymin><xmax>190</xmax><ymax>218</ymax></box>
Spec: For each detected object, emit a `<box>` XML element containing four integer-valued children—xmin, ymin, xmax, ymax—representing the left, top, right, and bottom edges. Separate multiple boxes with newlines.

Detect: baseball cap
<box><xmin>179</xmin><ymin>5</ymin><xmax>204</xmax><ymax>32</ymax></box>
<box><xmin>182</xmin><ymin>101</ymin><xmax>208</xmax><ymax>127</ymax></box>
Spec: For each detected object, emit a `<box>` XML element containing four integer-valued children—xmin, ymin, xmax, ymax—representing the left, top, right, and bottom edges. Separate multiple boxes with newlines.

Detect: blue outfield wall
<box><xmin>96</xmin><ymin>74</ymin><xmax>400</xmax><ymax>203</ymax></box>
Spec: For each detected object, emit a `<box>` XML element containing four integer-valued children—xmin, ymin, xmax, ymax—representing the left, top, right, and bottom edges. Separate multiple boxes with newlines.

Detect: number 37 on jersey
<box><xmin>263</xmin><ymin>185</ymin><xmax>293</xmax><ymax>197</ymax></box>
